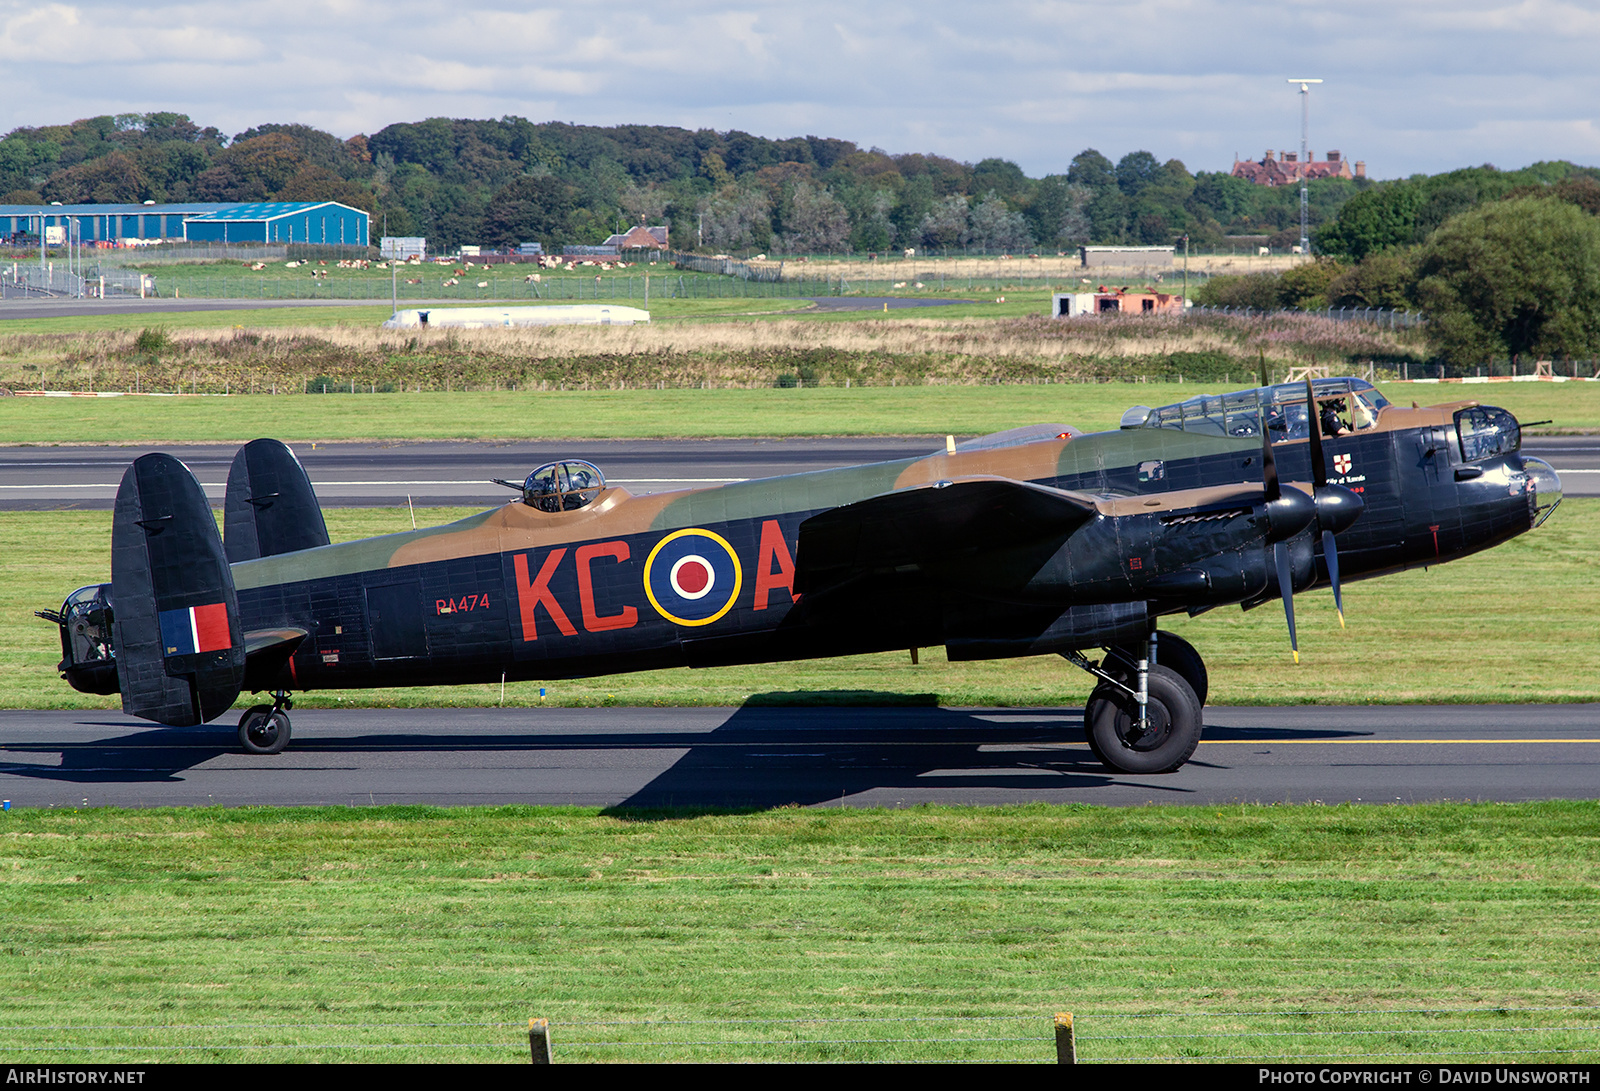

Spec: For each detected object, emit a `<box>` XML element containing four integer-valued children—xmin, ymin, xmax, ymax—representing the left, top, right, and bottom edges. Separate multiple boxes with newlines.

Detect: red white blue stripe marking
<box><xmin>159</xmin><ymin>603</ymin><xmax>231</xmax><ymax>656</ymax></box>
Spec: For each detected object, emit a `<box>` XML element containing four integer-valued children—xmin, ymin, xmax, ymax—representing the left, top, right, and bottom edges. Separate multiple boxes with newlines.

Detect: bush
<box><xmin>1277</xmin><ymin>259</ymin><xmax>1347</xmax><ymax>310</ymax></box>
<box><xmin>133</xmin><ymin>328</ymin><xmax>170</xmax><ymax>358</ymax></box>
<box><xmin>1415</xmin><ymin>196</ymin><xmax>1600</xmax><ymax>366</ymax></box>
<box><xmin>1193</xmin><ymin>273</ymin><xmax>1283</xmax><ymax>311</ymax></box>
<box><xmin>1327</xmin><ymin>250</ymin><xmax>1418</xmax><ymax>311</ymax></box>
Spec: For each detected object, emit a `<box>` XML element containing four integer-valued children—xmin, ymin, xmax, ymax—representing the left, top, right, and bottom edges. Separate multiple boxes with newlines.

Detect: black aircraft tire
<box><xmin>1083</xmin><ymin>665</ymin><xmax>1202</xmax><ymax>775</ymax></box>
<box><xmin>1109</xmin><ymin>631</ymin><xmax>1209</xmax><ymax>707</ymax></box>
<box><xmin>1153</xmin><ymin>631</ymin><xmax>1208</xmax><ymax>708</ymax></box>
<box><xmin>238</xmin><ymin>707</ymin><xmax>291</xmax><ymax>755</ymax></box>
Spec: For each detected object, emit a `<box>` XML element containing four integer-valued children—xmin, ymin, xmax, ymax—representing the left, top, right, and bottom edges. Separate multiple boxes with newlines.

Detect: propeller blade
<box><xmin>1275</xmin><ymin>540</ymin><xmax>1299</xmax><ymax>664</ymax></box>
<box><xmin>1258</xmin><ymin>349</ymin><xmax>1270</xmax><ymax>388</ymax></box>
<box><xmin>1322</xmin><ymin>528</ymin><xmax>1345</xmax><ymax>629</ymax></box>
<box><xmin>1261</xmin><ymin>422</ymin><xmax>1281</xmax><ymax>503</ymax></box>
<box><xmin>1305</xmin><ymin>378</ymin><xmax>1327</xmax><ymax>487</ymax></box>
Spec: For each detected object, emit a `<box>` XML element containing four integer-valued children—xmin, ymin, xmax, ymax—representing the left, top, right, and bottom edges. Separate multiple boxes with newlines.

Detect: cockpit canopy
<box><xmin>1456</xmin><ymin>406</ymin><xmax>1520</xmax><ymax>461</ymax></box>
<box><xmin>1124</xmin><ymin>377</ymin><xmax>1392</xmax><ymax>441</ymax></box>
<box><xmin>520</xmin><ymin>460</ymin><xmax>606</xmax><ymax>512</ymax></box>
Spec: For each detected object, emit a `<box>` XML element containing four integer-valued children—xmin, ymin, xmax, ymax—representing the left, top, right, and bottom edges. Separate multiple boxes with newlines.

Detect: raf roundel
<box><xmin>644</xmin><ymin>529</ymin><xmax>743</xmax><ymax>626</ymax></box>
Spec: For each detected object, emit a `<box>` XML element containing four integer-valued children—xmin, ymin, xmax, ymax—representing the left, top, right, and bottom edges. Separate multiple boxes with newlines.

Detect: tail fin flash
<box><xmin>112</xmin><ymin>454</ymin><xmax>244</xmax><ymax>725</ymax></box>
<box><xmin>224</xmin><ymin>439</ymin><xmax>330</xmax><ymax>563</ymax></box>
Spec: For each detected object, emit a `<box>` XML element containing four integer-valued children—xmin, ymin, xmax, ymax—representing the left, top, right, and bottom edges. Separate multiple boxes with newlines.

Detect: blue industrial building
<box><xmin>184</xmin><ymin>202</ymin><xmax>368</xmax><ymax>246</ymax></box>
<box><xmin>0</xmin><ymin>201</ymin><xmax>369</xmax><ymax>246</ymax></box>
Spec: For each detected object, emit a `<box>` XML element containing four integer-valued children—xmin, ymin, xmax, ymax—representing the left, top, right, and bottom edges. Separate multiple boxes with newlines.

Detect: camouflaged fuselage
<box><xmin>225</xmin><ymin>402</ymin><xmax>1542</xmax><ymax>694</ymax></box>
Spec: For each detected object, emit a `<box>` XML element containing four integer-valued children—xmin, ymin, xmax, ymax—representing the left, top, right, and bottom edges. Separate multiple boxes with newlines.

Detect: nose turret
<box><xmin>1521</xmin><ymin>456</ymin><xmax>1562</xmax><ymax>526</ymax></box>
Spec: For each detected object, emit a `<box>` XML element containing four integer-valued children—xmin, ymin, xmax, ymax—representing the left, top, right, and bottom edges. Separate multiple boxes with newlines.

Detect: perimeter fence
<box><xmin>1188</xmin><ymin>304</ymin><xmax>1424</xmax><ymax>329</ymax></box>
<box><xmin>6</xmin><ymin>1004</ymin><xmax>1597</xmax><ymax>1064</ymax></box>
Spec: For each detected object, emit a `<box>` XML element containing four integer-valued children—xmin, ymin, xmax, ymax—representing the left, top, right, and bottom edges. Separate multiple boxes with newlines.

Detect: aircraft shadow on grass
<box><xmin>0</xmin><ymin>694</ymin><xmax>1375</xmax><ymax>807</ymax></box>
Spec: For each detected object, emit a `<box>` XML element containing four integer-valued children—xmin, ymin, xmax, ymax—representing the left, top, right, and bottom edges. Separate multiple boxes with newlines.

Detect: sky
<box><xmin>2</xmin><ymin>0</ymin><xmax>1597</xmax><ymax>180</ymax></box>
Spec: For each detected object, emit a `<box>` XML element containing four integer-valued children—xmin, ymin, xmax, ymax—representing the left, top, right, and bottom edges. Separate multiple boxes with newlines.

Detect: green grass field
<box><xmin>1</xmin><ymin>803</ymin><xmax>1596</xmax><ymax>1062</ymax></box>
<box><xmin>2</xmin><ymin>380</ymin><xmax>1596</xmax><ymax>443</ymax></box>
<box><xmin>6</xmin><ymin>500</ymin><xmax>1596</xmax><ymax>711</ymax></box>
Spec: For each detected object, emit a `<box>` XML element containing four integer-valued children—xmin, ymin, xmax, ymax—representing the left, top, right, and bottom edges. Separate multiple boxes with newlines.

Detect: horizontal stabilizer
<box><xmin>112</xmin><ymin>454</ymin><xmax>245</xmax><ymax>726</ymax></box>
<box><xmin>242</xmin><ymin>627</ymin><xmax>308</xmax><ymax>692</ymax></box>
<box><xmin>795</xmin><ymin>475</ymin><xmax>1098</xmax><ymax>594</ymax></box>
<box><xmin>225</xmin><ymin>438</ymin><xmax>330</xmax><ymax>563</ymax></box>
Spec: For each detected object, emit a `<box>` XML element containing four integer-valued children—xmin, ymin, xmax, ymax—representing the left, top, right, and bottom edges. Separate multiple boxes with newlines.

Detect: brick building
<box><xmin>1231</xmin><ymin>150</ymin><xmax>1365</xmax><ymax>186</ymax></box>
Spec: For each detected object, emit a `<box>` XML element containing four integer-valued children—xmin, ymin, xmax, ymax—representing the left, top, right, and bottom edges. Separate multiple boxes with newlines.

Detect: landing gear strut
<box><xmin>238</xmin><ymin>691</ymin><xmax>293</xmax><ymax>755</ymax></box>
<box><xmin>1106</xmin><ymin>630</ymin><xmax>1208</xmax><ymax>707</ymax></box>
<box><xmin>1062</xmin><ymin>627</ymin><xmax>1203</xmax><ymax>774</ymax></box>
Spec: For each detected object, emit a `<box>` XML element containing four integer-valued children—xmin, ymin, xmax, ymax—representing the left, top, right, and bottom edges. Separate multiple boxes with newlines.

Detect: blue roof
<box><xmin>0</xmin><ymin>201</ymin><xmax>366</xmax><ymax>221</ymax></box>
<box><xmin>0</xmin><ymin>203</ymin><xmax>234</xmax><ymax>216</ymax></box>
<box><xmin>187</xmin><ymin>202</ymin><xmax>364</xmax><ymax>222</ymax></box>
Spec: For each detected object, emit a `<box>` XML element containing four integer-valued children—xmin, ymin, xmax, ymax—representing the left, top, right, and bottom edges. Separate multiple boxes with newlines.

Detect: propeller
<box><xmin>1258</xmin><ymin>422</ymin><xmax>1314</xmax><ymax>663</ymax></box>
<box><xmin>1304</xmin><ymin>378</ymin><xmax>1365</xmax><ymax>628</ymax></box>
<box><xmin>1256</xmin><ymin>383</ymin><xmax>1366</xmax><ymax>663</ymax></box>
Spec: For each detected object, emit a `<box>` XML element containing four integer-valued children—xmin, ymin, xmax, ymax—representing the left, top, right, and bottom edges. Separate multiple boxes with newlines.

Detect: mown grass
<box><xmin>6</xmin><ymin>500</ymin><xmax>1597</xmax><ymax>711</ymax></box>
<box><xmin>0</xmin><ymin>803</ymin><xmax>1596</xmax><ymax>1062</ymax></box>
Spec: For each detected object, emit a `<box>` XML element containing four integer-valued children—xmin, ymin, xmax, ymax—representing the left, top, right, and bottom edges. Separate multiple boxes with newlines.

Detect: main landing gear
<box><xmin>1062</xmin><ymin>628</ymin><xmax>1204</xmax><ymax>774</ymax></box>
<box><xmin>238</xmin><ymin>691</ymin><xmax>293</xmax><ymax>755</ymax></box>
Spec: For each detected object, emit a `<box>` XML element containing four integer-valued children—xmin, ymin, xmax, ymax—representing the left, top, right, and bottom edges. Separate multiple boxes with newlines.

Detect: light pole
<box><xmin>1287</xmin><ymin>78</ymin><xmax>1322</xmax><ymax>256</ymax></box>
<box><xmin>1181</xmin><ymin>234</ymin><xmax>1190</xmax><ymax>309</ymax></box>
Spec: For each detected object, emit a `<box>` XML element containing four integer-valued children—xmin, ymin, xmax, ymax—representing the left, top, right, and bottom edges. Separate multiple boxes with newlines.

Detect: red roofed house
<box><xmin>1231</xmin><ymin>149</ymin><xmax>1364</xmax><ymax>187</ymax></box>
<box><xmin>602</xmin><ymin>225</ymin><xmax>669</xmax><ymax>250</ymax></box>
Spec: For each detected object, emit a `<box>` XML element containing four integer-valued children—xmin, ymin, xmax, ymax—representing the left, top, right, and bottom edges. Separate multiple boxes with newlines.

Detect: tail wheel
<box><xmin>1084</xmin><ymin>664</ymin><xmax>1202</xmax><ymax>774</ymax></box>
<box><xmin>238</xmin><ymin>705</ymin><xmax>291</xmax><ymax>755</ymax></box>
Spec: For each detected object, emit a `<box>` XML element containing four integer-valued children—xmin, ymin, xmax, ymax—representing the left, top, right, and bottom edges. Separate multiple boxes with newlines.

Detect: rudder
<box><xmin>111</xmin><ymin>454</ymin><xmax>245</xmax><ymax>726</ymax></box>
<box><xmin>224</xmin><ymin>438</ymin><xmax>330</xmax><ymax>563</ymax></box>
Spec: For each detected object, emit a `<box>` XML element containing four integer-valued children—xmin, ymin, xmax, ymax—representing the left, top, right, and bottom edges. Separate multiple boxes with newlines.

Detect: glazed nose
<box><xmin>1521</xmin><ymin>457</ymin><xmax>1562</xmax><ymax>525</ymax></box>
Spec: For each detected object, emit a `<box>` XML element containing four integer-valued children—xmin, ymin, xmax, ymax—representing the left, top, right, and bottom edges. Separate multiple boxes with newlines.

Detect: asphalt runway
<box><xmin>0</xmin><ymin>437</ymin><xmax>944</xmax><ymax>510</ymax></box>
<box><xmin>0</xmin><ymin>436</ymin><xmax>1591</xmax><ymax>510</ymax></box>
<box><xmin>0</xmin><ymin>295</ymin><xmax>960</xmax><ymax>320</ymax></box>
<box><xmin>1</xmin><ymin>704</ymin><xmax>1595</xmax><ymax>809</ymax></box>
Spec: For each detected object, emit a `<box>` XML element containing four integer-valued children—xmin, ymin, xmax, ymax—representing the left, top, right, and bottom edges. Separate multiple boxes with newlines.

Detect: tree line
<box><xmin>2</xmin><ymin>112</ymin><xmax>1370</xmax><ymax>255</ymax></box>
<box><xmin>1196</xmin><ymin>163</ymin><xmax>1600</xmax><ymax>367</ymax></box>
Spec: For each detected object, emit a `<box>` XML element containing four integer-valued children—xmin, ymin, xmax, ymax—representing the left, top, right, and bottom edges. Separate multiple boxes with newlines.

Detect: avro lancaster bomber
<box><xmin>40</xmin><ymin>377</ymin><xmax>1560</xmax><ymax>774</ymax></box>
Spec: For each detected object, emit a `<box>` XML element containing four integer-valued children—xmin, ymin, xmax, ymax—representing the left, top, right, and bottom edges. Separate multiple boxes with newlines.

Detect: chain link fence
<box><xmin>1188</xmin><ymin>304</ymin><xmax>1424</xmax><ymax>328</ymax></box>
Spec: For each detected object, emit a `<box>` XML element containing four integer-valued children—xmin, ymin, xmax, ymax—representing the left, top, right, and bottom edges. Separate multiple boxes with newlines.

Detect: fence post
<box><xmin>1054</xmin><ymin>1012</ymin><xmax>1076</xmax><ymax>1064</ymax></box>
<box><xmin>528</xmin><ymin>1017</ymin><xmax>553</xmax><ymax>1063</ymax></box>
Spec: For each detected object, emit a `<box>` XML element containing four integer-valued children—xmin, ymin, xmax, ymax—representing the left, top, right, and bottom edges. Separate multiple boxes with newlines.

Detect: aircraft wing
<box><xmin>794</xmin><ymin>475</ymin><xmax>1098</xmax><ymax>594</ymax></box>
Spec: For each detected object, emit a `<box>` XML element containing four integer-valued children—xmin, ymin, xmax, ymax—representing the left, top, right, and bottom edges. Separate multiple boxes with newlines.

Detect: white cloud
<box><xmin>0</xmin><ymin>0</ymin><xmax>1596</xmax><ymax>177</ymax></box>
